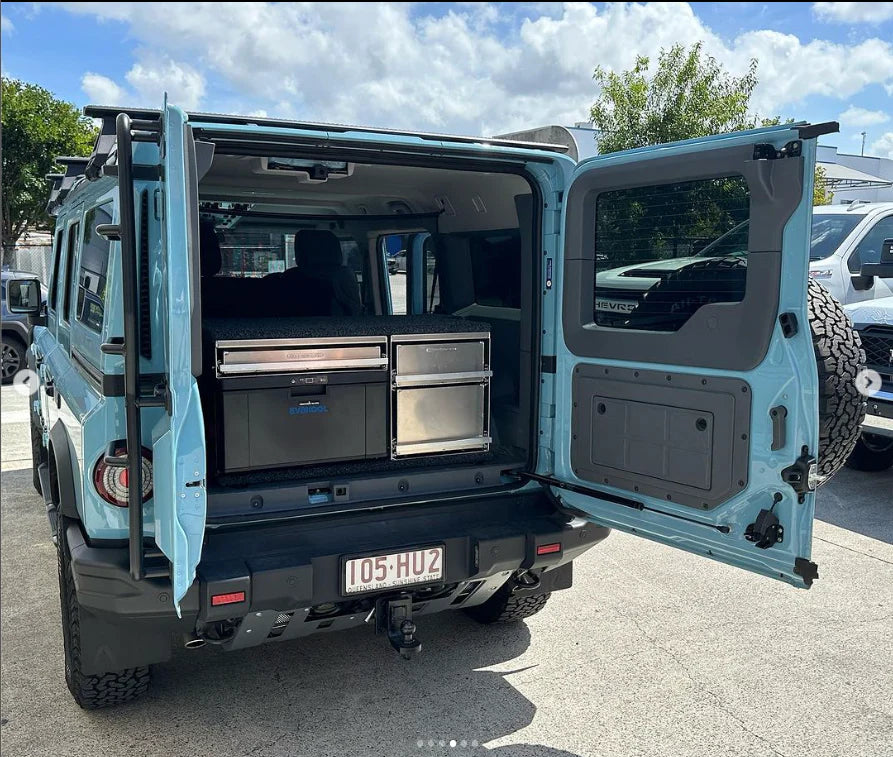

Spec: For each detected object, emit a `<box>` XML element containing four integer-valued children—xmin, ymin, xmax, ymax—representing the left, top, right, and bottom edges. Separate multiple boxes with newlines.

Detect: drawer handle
<box><xmin>393</xmin><ymin>370</ymin><xmax>492</xmax><ymax>387</ymax></box>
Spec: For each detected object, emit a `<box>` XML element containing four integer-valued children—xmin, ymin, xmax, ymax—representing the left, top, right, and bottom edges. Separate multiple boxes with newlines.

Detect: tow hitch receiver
<box><xmin>375</xmin><ymin>594</ymin><xmax>421</xmax><ymax>660</ymax></box>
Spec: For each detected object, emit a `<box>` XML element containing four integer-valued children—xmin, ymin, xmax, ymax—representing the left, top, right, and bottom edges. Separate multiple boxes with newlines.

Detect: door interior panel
<box><xmin>570</xmin><ymin>365</ymin><xmax>751</xmax><ymax>509</ymax></box>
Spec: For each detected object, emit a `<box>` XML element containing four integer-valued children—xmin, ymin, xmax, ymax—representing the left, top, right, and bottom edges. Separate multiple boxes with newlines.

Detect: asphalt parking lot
<box><xmin>1</xmin><ymin>384</ymin><xmax>891</xmax><ymax>757</ymax></box>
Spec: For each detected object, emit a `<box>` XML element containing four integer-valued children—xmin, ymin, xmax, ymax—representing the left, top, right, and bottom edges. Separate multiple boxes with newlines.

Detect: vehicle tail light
<box><xmin>536</xmin><ymin>542</ymin><xmax>561</xmax><ymax>555</ymax></box>
<box><xmin>93</xmin><ymin>445</ymin><xmax>153</xmax><ymax>507</ymax></box>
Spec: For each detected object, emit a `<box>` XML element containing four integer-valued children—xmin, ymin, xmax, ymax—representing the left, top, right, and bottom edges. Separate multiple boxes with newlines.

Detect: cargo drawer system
<box><xmin>204</xmin><ymin>319</ymin><xmax>492</xmax><ymax>474</ymax></box>
<box><xmin>211</xmin><ymin>336</ymin><xmax>389</xmax><ymax>472</ymax></box>
<box><xmin>391</xmin><ymin>332</ymin><xmax>492</xmax><ymax>457</ymax></box>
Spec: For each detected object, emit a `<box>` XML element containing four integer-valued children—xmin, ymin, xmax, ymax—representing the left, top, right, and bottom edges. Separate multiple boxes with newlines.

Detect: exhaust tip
<box><xmin>184</xmin><ymin>637</ymin><xmax>206</xmax><ymax>649</ymax></box>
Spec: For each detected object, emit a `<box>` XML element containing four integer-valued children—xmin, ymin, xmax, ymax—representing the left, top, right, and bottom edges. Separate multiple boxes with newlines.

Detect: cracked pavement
<box><xmin>1</xmin><ymin>384</ymin><xmax>892</xmax><ymax>757</ymax></box>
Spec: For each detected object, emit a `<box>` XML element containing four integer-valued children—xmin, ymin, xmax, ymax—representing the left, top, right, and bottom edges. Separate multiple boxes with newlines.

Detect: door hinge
<box><xmin>745</xmin><ymin>507</ymin><xmax>783</xmax><ymax>548</ymax></box>
<box><xmin>781</xmin><ymin>446</ymin><xmax>819</xmax><ymax>503</ymax></box>
<box><xmin>753</xmin><ymin>140</ymin><xmax>802</xmax><ymax>160</ymax></box>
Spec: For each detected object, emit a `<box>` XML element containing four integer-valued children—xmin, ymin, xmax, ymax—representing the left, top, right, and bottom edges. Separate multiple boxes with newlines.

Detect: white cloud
<box><xmin>839</xmin><ymin>105</ymin><xmax>890</xmax><ymax>127</ymax></box>
<box><xmin>125</xmin><ymin>56</ymin><xmax>204</xmax><ymax>110</ymax></box>
<box><xmin>813</xmin><ymin>2</ymin><xmax>893</xmax><ymax>23</ymax></box>
<box><xmin>1</xmin><ymin>13</ymin><xmax>14</xmax><ymax>34</ymax></box>
<box><xmin>81</xmin><ymin>57</ymin><xmax>204</xmax><ymax>110</ymax></box>
<box><xmin>54</xmin><ymin>2</ymin><xmax>893</xmax><ymax>135</ymax></box>
<box><xmin>870</xmin><ymin>131</ymin><xmax>893</xmax><ymax>158</ymax></box>
<box><xmin>81</xmin><ymin>72</ymin><xmax>128</xmax><ymax>104</ymax></box>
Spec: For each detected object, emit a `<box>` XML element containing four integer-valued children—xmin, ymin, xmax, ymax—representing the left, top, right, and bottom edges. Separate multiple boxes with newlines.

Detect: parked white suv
<box><xmin>594</xmin><ymin>201</ymin><xmax>893</xmax><ymax>321</ymax></box>
<box><xmin>809</xmin><ymin>202</ymin><xmax>893</xmax><ymax>305</ymax></box>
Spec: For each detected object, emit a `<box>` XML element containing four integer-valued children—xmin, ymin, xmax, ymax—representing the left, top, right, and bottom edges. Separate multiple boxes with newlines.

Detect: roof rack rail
<box><xmin>82</xmin><ymin>103</ymin><xmax>569</xmax><ymax>155</ymax></box>
<box><xmin>55</xmin><ymin>156</ymin><xmax>90</xmax><ymax>167</ymax></box>
<box><xmin>83</xmin><ymin>106</ymin><xmax>163</xmax><ymax>180</ymax></box>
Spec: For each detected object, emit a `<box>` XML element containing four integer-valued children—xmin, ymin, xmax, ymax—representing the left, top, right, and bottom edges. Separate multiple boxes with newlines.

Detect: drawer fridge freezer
<box><xmin>391</xmin><ymin>332</ymin><xmax>492</xmax><ymax>457</ymax></box>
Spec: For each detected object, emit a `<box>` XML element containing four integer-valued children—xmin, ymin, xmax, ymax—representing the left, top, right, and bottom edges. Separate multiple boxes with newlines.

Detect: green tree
<box><xmin>590</xmin><ymin>43</ymin><xmax>829</xmax><ymax>217</ymax></box>
<box><xmin>590</xmin><ymin>43</ymin><xmax>773</xmax><ymax>154</ymax></box>
<box><xmin>1</xmin><ymin>78</ymin><xmax>96</xmax><ymax>264</ymax></box>
<box><xmin>813</xmin><ymin>164</ymin><xmax>834</xmax><ymax>206</ymax></box>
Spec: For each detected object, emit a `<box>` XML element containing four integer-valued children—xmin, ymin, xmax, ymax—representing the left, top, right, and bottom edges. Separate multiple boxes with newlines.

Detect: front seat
<box><xmin>295</xmin><ymin>229</ymin><xmax>363</xmax><ymax>316</ymax></box>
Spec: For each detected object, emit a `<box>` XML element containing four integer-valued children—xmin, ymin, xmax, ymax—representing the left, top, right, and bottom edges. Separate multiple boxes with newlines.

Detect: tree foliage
<box><xmin>590</xmin><ymin>43</ymin><xmax>772</xmax><ymax>154</ymax></box>
<box><xmin>813</xmin><ymin>164</ymin><xmax>834</xmax><ymax>206</ymax></box>
<box><xmin>590</xmin><ymin>43</ymin><xmax>827</xmax><ymax>212</ymax></box>
<box><xmin>1</xmin><ymin>77</ymin><xmax>96</xmax><ymax>261</ymax></box>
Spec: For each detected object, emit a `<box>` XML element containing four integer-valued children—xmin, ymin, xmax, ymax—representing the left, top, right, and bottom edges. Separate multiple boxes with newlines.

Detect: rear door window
<box><xmin>48</xmin><ymin>229</ymin><xmax>64</xmax><ymax>313</ymax></box>
<box><xmin>76</xmin><ymin>203</ymin><xmax>113</xmax><ymax>331</ymax></box>
<box><xmin>61</xmin><ymin>220</ymin><xmax>80</xmax><ymax>323</ymax></box>
<box><xmin>594</xmin><ymin>176</ymin><xmax>750</xmax><ymax>330</ymax></box>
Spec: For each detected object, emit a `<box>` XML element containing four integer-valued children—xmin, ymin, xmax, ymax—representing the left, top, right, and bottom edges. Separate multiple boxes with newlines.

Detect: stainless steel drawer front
<box><xmin>216</xmin><ymin>338</ymin><xmax>387</xmax><ymax>376</ymax></box>
<box><xmin>395</xmin><ymin>340</ymin><xmax>485</xmax><ymax>377</ymax></box>
<box><xmin>395</xmin><ymin>384</ymin><xmax>489</xmax><ymax>455</ymax></box>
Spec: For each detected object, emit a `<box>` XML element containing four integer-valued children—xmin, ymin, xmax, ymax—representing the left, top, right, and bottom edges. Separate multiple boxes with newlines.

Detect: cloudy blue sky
<box><xmin>2</xmin><ymin>2</ymin><xmax>892</xmax><ymax>156</ymax></box>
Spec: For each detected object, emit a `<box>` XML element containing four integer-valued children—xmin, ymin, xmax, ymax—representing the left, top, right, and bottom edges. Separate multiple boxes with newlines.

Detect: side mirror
<box><xmin>859</xmin><ymin>238</ymin><xmax>893</xmax><ymax>280</ymax></box>
<box><xmin>6</xmin><ymin>277</ymin><xmax>43</xmax><ymax>315</ymax></box>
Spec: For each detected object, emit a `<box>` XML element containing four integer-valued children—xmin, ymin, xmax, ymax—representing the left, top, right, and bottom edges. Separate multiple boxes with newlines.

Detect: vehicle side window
<box><xmin>48</xmin><ymin>229</ymin><xmax>64</xmax><ymax>312</ymax></box>
<box><xmin>61</xmin><ymin>221</ymin><xmax>80</xmax><ymax>322</ymax></box>
<box><xmin>847</xmin><ymin>216</ymin><xmax>893</xmax><ymax>273</ymax></box>
<box><xmin>594</xmin><ymin>176</ymin><xmax>750</xmax><ymax>331</ymax></box>
<box><xmin>76</xmin><ymin>204</ymin><xmax>113</xmax><ymax>331</ymax></box>
<box><xmin>379</xmin><ymin>234</ymin><xmax>408</xmax><ymax>315</ymax></box>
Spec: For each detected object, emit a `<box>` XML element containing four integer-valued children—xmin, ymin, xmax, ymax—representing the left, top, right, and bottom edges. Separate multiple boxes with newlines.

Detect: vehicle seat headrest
<box><xmin>296</xmin><ymin>229</ymin><xmax>343</xmax><ymax>273</ymax></box>
<box><xmin>199</xmin><ymin>218</ymin><xmax>222</xmax><ymax>277</ymax></box>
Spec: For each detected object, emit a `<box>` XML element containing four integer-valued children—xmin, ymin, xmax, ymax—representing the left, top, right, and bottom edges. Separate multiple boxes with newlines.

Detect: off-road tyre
<box><xmin>57</xmin><ymin>515</ymin><xmax>151</xmax><ymax>709</ymax></box>
<box><xmin>464</xmin><ymin>582</ymin><xmax>551</xmax><ymax>624</ymax></box>
<box><xmin>30</xmin><ymin>419</ymin><xmax>46</xmax><ymax>495</ymax></box>
<box><xmin>807</xmin><ymin>279</ymin><xmax>866</xmax><ymax>482</ymax></box>
<box><xmin>846</xmin><ymin>432</ymin><xmax>893</xmax><ymax>472</ymax></box>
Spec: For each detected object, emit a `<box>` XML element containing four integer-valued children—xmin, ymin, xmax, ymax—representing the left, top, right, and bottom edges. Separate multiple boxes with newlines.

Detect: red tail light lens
<box><xmin>93</xmin><ymin>445</ymin><xmax>153</xmax><ymax>507</ymax></box>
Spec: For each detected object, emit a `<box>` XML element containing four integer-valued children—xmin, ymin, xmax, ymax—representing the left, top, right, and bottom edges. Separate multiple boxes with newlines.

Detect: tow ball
<box><xmin>374</xmin><ymin>594</ymin><xmax>421</xmax><ymax>660</ymax></box>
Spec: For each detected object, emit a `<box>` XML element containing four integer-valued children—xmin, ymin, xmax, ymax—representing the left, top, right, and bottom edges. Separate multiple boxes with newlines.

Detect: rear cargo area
<box><xmin>195</xmin><ymin>153</ymin><xmax>538</xmax><ymax>517</ymax></box>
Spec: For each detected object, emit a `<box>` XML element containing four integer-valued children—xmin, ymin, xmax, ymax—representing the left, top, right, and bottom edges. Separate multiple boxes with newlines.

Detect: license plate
<box><xmin>343</xmin><ymin>546</ymin><xmax>444</xmax><ymax>595</ymax></box>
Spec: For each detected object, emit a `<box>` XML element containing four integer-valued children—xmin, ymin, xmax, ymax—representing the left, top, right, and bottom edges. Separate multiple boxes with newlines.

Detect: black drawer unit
<box><xmin>211</xmin><ymin>336</ymin><xmax>389</xmax><ymax>473</ymax></box>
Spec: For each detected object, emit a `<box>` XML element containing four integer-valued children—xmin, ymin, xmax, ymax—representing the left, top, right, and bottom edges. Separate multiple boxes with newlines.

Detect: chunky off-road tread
<box><xmin>30</xmin><ymin>420</ymin><xmax>45</xmax><ymax>495</ymax></box>
<box><xmin>464</xmin><ymin>582</ymin><xmax>551</xmax><ymax>624</ymax></box>
<box><xmin>57</xmin><ymin>517</ymin><xmax>151</xmax><ymax>709</ymax></box>
<box><xmin>807</xmin><ymin>279</ymin><xmax>866</xmax><ymax>482</ymax></box>
<box><xmin>845</xmin><ymin>433</ymin><xmax>893</xmax><ymax>472</ymax></box>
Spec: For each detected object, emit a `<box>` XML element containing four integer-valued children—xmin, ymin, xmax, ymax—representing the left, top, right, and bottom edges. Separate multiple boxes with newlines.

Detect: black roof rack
<box><xmin>51</xmin><ymin>103</ymin><xmax>568</xmax><ymax>215</ymax></box>
<box><xmin>81</xmin><ymin>104</ymin><xmax>569</xmax><ymax>154</ymax></box>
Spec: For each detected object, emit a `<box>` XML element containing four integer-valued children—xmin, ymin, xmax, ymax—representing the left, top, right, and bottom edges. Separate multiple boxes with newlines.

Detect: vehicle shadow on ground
<box><xmin>105</xmin><ymin>614</ymin><xmax>582</xmax><ymax>756</ymax></box>
<box><xmin>0</xmin><ymin>463</ymin><xmax>583</xmax><ymax>756</ymax></box>
<box><xmin>814</xmin><ymin>465</ymin><xmax>893</xmax><ymax>544</ymax></box>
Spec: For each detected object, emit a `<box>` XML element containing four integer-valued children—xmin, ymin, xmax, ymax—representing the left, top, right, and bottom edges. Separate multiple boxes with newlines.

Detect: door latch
<box><xmin>745</xmin><ymin>508</ymin><xmax>784</xmax><ymax>549</ymax></box>
<box><xmin>781</xmin><ymin>446</ymin><xmax>819</xmax><ymax>503</ymax></box>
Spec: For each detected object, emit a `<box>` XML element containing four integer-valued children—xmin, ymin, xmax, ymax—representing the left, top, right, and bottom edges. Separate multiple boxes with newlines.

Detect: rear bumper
<box><xmin>68</xmin><ymin>491</ymin><xmax>608</xmax><ymax>671</ymax></box>
<box><xmin>863</xmin><ymin>390</ymin><xmax>893</xmax><ymax>438</ymax></box>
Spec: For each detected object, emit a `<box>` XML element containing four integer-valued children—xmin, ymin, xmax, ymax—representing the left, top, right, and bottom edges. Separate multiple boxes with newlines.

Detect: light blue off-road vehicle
<box><xmin>8</xmin><ymin>103</ymin><xmax>866</xmax><ymax>708</ymax></box>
